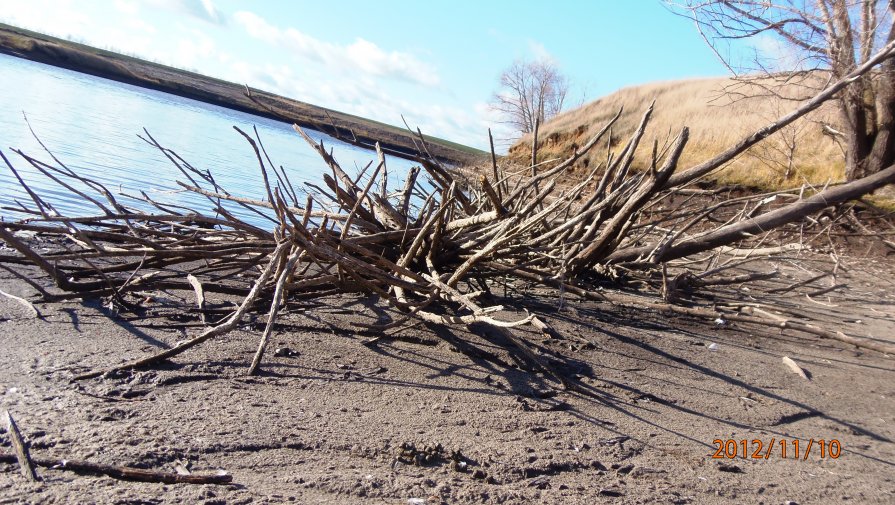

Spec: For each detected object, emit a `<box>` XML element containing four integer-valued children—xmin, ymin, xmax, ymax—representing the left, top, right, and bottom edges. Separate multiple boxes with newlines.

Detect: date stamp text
<box><xmin>712</xmin><ymin>438</ymin><xmax>842</xmax><ymax>460</ymax></box>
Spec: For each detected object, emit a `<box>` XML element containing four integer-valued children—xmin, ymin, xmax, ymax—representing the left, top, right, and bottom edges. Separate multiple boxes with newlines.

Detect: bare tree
<box><xmin>668</xmin><ymin>0</ymin><xmax>895</xmax><ymax>181</ymax></box>
<box><xmin>491</xmin><ymin>59</ymin><xmax>569</xmax><ymax>135</ymax></box>
<box><xmin>746</xmin><ymin>98</ymin><xmax>809</xmax><ymax>180</ymax></box>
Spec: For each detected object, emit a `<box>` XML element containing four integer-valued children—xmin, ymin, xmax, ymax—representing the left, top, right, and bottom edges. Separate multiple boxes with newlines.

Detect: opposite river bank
<box><xmin>0</xmin><ymin>22</ymin><xmax>484</xmax><ymax>166</ymax></box>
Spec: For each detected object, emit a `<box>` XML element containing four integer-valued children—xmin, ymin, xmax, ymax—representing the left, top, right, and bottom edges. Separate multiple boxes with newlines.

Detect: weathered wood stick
<box><xmin>340</xmin><ymin>161</ymin><xmax>384</xmax><ymax>240</ymax></box>
<box><xmin>177</xmin><ymin>182</ymin><xmax>356</xmax><ymax>222</ymax></box>
<box><xmin>2</xmin><ymin>221</ymin><xmax>181</xmax><ymax>250</ymax></box>
<box><xmin>295</xmin><ymin>125</ymin><xmax>363</xmax><ymax>202</ymax></box>
<box><xmin>12</xmin><ymin>148</ymin><xmax>113</xmax><ymax>215</ymax></box>
<box><xmin>806</xmin><ymin>283</ymin><xmax>847</xmax><ymax>297</ymax></box>
<box><xmin>411</xmin><ymin>307</ymin><xmax>532</xmax><ymax>328</ymax></box>
<box><xmin>531</xmin><ymin>116</ymin><xmax>541</xmax><ymax>203</ymax></box>
<box><xmin>249</xmin><ymin>247</ymin><xmax>303</xmax><ymax>375</ymax></box>
<box><xmin>0</xmin><ymin>451</ymin><xmax>232</xmax><ymax>485</ymax></box>
<box><xmin>444</xmin><ymin>211</ymin><xmax>499</xmax><ymax>232</ymax></box>
<box><xmin>504</xmin><ymin>107</ymin><xmax>622</xmax><ymax>206</ymax></box>
<box><xmin>479</xmin><ymin>175</ymin><xmax>506</xmax><ymax>217</ymax></box>
<box><xmin>608</xmin><ymin>103</ymin><xmax>654</xmax><ymax>192</ymax></box>
<box><xmin>418</xmin><ymin>159</ymin><xmax>476</xmax><ymax>215</ymax></box>
<box><xmin>399</xmin><ymin>165</ymin><xmax>420</xmax><ymax>218</ymax></box>
<box><xmin>186</xmin><ymin>274</ymin><xmax>207</xmax><ymax>325</ymax></box>
<box><xmin>766</xmin><ymin>272</ymin><xmax>830</xmax><ymax>293</ymax></box>
<box><xmin>694</xmin><ymin>270</ymin><xmax>778</xmax><ymax>287</ymax></box>
<box><xmin>609</xmin><ymin>162</ymin><xmax>895</xmax><ymax>263</ymax></box>
<box><xmin>1</xmin><ymin>151</ymin><xmax>51</xmax><ymax>219</ymax></box>
<box><xmin>18</xmin><ymin>212</ymin><xmax>271</xmax><ymax>238</ymax></box>
<box><xmin>4</xmin><ymin>411</ymin><xmax>39</xmax><ymax>482</ymax></box>
<box><xmin>569</xmin><ymin>127</ymin><xmax>688</xmax><ymax>272</ymax></box>
<box><xmin>398</xmin><ymin>200</ymin><xmax>450</xmax><ymax>269</ymax></box>
<box><xmin>0</xmin><ymin>226</ymin><xmax>73</xmax><ymax>291</ymax></box>
<box><xmin>488</xmin><ymin>128</ymin><xmax>503</xmax><ymax>199</ymax></box>
<box><xmin>482</xmin><ymin>261</ymin><xmax>607</xmax><ymax>302</ymax></box>
<box><xmin>73</xmin><ymin>242</ymin><xmax>289</xmax><ymax>380</ymax></box>
<box><xmin>376</xmin><ymin>141</ymin><xmax>388</xmax><ymax>200</ymax></box>
<box><xmin>233</xmin><ymin>125</ymin><xmax>274</xmax><ymax>208</ymax></box>
<box><xmin>716</xmin><ymin>243</ymin><xmax>805</xmax><ymax>257</ymax></box>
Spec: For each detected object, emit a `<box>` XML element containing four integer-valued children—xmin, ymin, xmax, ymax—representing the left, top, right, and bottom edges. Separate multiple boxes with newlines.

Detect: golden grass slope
<box><xmin>510</xmin><ymin>76</ymin><xmax>846</xmax><ymax>189</ymax></box>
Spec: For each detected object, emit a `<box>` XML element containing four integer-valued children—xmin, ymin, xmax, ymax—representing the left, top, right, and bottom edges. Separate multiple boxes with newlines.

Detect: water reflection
<box><xmin>0</xmin><ymin>53</ymin><xmax>419</xmax><ymax>228</ymax></box>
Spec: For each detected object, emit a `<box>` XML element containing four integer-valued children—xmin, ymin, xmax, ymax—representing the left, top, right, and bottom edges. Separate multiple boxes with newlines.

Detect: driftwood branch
<box><xmin>4</xmin><ymin>411</ymin><xmax>39</xmax><ymax>482</ymax></box>
<box><xmin>3</xmin><ymin>55</ymin><xmax>893</xmax><ymax>394</ymax></box>
<box><xmin>0</xmin><ymin>451</ymin><xmax>232</xmax><ymax>485</ymax></box>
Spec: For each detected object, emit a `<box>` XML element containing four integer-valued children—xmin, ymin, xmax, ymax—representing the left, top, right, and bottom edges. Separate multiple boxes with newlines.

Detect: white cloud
<box><xmin>232</xmin><ymin>10</ymin><xmax>439</xmax><ymax>87</ymax></box>
<box><xmin>94</xmin><ymin>27</ymin><xmax>156</xmax><ymax>57</ymax></box>
<box><xmin>218</xmin><ymin>54</ymin><xmax>494</xmax><ymax>150</ymax></box>
<box><xmin>124</xmin><ymin>16</ymin><xmax>157</xmax><ymax>35</ymax></box>
<box><xmin>528</xmin><ymin>39</ymin><xmax>554</xmax><ymax>62</ymax></box>
<box><xmin>344</xmin><ymin>38</ymin><xmax>439</xmax><ymax>86</ymax></box>
<box><xmin>750</xmin><ymin>35</ymin><xmax>806</xmax><ymax>71</ymax></box>
<box><xmin>171</xmin><ymin>30</ymin><xmax>216</xmax><ymax>69</ymax></box>
<box><xmin>0</xmin><ymin>0</ymin><xmax>90</xmax><ymax>39</ymax></box>
<box><xmin>144</xmin><ymin>0</ymin><xmax>225</xmax><ymax>25</ymax></box>
<box><xmin>114</xmin><ymin>0</ymin><xmax>140</xmax><ymax>15</ymax></box>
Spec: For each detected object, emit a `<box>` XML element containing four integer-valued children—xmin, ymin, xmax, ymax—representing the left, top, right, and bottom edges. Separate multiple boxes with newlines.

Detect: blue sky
<box><xmin>1</xmin><ymin>1</ymin><xmax>735</xmax><ymax>150</ymax></box>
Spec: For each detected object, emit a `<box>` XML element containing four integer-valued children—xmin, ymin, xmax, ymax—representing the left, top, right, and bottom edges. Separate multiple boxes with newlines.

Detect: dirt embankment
<box><xmin>0</xmin><ymin>23</ymin><xmax>485</xmax><ymax>166</ymax></box>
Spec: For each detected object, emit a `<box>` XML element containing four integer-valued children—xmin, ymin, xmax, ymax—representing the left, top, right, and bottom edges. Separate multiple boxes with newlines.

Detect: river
<box><xmin>0</xmin><ymin>53</ymin><xmax>418</xmax><ymax>227</ymax></box>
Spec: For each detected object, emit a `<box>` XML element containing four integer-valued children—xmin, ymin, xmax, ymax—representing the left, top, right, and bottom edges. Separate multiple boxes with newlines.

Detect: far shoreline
<box><xmin>0</xmin><ymin>22</ymin><xmax>485</xmax><ymax>166</ymax></box>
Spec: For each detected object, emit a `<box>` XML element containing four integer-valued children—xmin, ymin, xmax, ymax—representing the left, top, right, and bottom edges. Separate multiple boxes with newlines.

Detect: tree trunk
<box><xmin>865</xmin><ymin>20</ymin><xmax>895</xmax><ymax>177</ymax></box>
<box><xmin>842</xmin><ymin>91</ymin><xmax>873</xmax><ymax>181</ymax></box>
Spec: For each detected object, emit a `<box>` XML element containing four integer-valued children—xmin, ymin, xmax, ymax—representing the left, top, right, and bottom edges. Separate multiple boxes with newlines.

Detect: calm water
<box><xmin>0</xmin><ymin>53</ymin><xmax>417</xmax><ymax>227</ymax></box>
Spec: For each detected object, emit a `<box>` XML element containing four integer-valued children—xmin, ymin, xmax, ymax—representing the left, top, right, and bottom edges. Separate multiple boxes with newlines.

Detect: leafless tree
<box><xmin>491</xmin><ymin>59</ymin><xmax>569</xmax><ymax>135</ymax></box>
<box><xmin>747</xmin><ymin>98</ymin><xmax>809</xmax><ymax>180</ymax></box>
<box><xmin>668</xmin><ymin>0</ymin><xmax>895</xmax><ymax>181</ymax></box>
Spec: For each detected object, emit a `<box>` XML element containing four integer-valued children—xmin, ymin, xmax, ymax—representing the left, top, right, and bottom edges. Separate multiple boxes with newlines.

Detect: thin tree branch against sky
<box><xmin>0</xmin><ymin>1</ymin><xmax>759</xmax><ymax>151</ymax></box>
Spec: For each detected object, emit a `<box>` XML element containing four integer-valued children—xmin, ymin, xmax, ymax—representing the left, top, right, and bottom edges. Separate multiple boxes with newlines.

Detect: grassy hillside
<box><xmin>510</xmin><ymin>76</ymin><xmax>846</xmax><ymax>189</ymax></box>
<box><xmin>0</xmin><ymin>22</ymin><xmax>486</xmax><ymax>165</ymax></box>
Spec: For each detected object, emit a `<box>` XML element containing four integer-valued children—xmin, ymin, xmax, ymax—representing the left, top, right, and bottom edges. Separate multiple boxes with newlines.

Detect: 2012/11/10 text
<box><xmin>712</xmin><ymin>439</ymin><xmax>841</xmax><ymax>460</ymax></box>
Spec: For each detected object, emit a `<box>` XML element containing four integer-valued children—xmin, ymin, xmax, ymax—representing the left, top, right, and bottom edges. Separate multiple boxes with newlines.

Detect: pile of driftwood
<box><xmin>2</xmin><ymin>50</ymin><xmax>895</xmax><ymax>387</ymax></box>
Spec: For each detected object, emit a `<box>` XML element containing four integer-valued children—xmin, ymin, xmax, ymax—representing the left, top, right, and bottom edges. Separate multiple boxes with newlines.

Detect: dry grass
<box><xmin>510</xmin><ymin>76</ymin><xmax>846</xmax><ymax>190</ymax></box>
